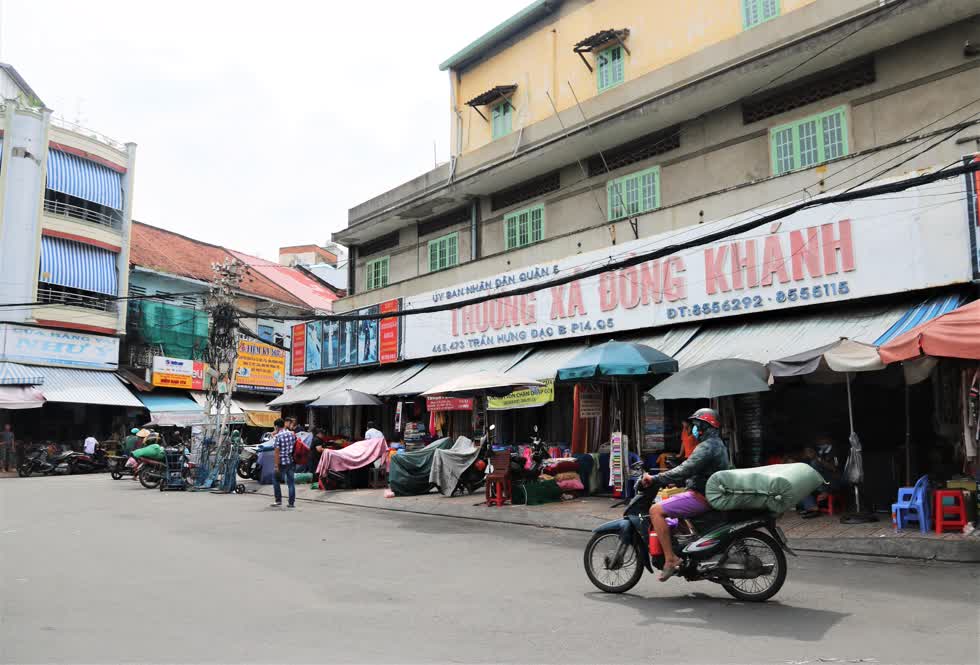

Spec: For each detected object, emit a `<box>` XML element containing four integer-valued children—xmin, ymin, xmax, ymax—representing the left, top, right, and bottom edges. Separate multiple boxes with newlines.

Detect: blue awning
<box><xmin>0</xmin><ymin>362</ymin><xmax>45</xmax><ymax>386</ymax></box>
<box><xmin>874</xmin><ymin>292</ymin><xmax>965</xmax><ymax>345</ymax></box>
<box><xmin>39</xmin><ymin>235</ymin><xmax>118</xmax><ymax>295</ymax></box>
<box><xmin>138</xmin><ymin>391</ymin><xmax>206</xmax><ymax>426</ymax></box>
<box><xmin>46</xmin><ymin>149</ymin><xmax>124</xmax><ymax>210</ymax></box>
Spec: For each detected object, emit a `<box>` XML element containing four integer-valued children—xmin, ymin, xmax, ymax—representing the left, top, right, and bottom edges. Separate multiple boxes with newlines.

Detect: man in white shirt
<box><xmin>83</xmin><ymin>436</ymin><xmax>98</xmax><ymax>455</ymax></box>
<box><xmin>364</xmin><ymin>421</ymin><xmax>383</xmax><ymax>440</ymax></box>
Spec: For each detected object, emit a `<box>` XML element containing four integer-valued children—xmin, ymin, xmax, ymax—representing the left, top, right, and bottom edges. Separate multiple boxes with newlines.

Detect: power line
<box><xmin>241</xmin><ymin>160</ymin><xmax>979</xmax><ymax>323</ymax></box>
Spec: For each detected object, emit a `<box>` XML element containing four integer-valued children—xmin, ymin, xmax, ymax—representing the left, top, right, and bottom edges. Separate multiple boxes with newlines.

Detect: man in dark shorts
<box><xmin>641</xmin><ymin>408</ymin><xmax>731</xmax><ymax>581</ymax></box>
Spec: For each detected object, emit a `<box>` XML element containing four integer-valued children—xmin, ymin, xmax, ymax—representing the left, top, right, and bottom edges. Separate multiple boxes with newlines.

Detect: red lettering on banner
<box><xmin>618</xmin><ymin>266</ymin><xmax>641</xmax><ymax>309</ymax></box>
<box><xmin>550</xmin><ymin>285</ymin><xmax>566</xmax><ymax>319</ymax></box>
<box><xmin>477</xmin><ymin>302</ymin><xmax>491</xmax><ymax>333</ymax></box>
<box><xmin>731</xmin><ymin>240</ymin><xmax>759</xmax><ymax>290</ymax></box>
<box><xmin>790</xmin><ymin>227</ymin><xmax>823</xmax><ymax>281</ymax></box>
<box><xmin>761</xmin><ymin>234</ymin><xmax>790</xmax><ymax>286</ymax></box>
<box><xmin>704</xmin><ymin>245</ymin><xmax>730</xmax><ymax>295</ymax></box>
<box><xmin>638</xmin><ymin>260</ymin><xmax>663</xmax><ymax>304</ymax></box>
<box><xmin>663</xmin><ymin>257</ymin><xmax>686</xmax><ymax>302</ymax></box>
<box><xmin>599</xmin><ymin>272</ymin><xmax>618</xmax><ymax>312</ymax></box>
<box><xmin>567</xmin><ymin>280</ymin><xmax>587</xmax><ymax>316</ymax></box>
<box><xmin>822</xmin><ymin>220</ymin><xmax>855</xmax><ymax>275</ymax></box>
<box><xmin>521</xmin><ymin>294</ymin><xmax>537</xmax><ymax>325</ymax></box>
<box><xmin>462</xmin><ymin>306</ymin><xmax>474</xmax><ymax>335</ymax></box>
<box><xmin>451</xmin><ymin>309</ymin><xmax>459</xmax><ymax>336</ymax></box>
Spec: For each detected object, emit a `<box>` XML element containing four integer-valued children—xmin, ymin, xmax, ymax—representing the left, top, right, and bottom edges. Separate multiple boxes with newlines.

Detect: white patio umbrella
<box><xmin>422</xmin><ymin>371</ymin><xmax>543</xmax><ymax>398</ymax></box>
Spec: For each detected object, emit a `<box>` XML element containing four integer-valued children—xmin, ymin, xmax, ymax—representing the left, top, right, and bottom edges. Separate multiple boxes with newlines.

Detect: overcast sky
<box><xmin>0</xmin><ymin>0</ymin><xmax>528</xmax><ymax>258</ymax></box>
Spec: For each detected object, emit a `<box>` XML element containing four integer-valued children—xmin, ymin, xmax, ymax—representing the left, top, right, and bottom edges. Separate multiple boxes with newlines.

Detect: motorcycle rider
<box><xmin>640</xmin><ymin>408</ymin><xmax>730</xmax><ymax>581</ymax></box>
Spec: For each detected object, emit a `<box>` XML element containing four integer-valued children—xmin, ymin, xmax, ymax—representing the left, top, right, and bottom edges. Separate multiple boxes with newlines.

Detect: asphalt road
<box><xmin>1</xmin><ymin>475</ymin><xmax>977</xmax><ymax>665</ymax></box>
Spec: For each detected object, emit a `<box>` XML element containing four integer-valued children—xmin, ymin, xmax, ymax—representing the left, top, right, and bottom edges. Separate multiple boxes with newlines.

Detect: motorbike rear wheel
<box><xmin>236</xmin><ymin>460</ymin><xmax>251</xmax><ymax>479</ymax></box>
<box><xmin>584</xmin><ymin>532</ymin><xmax>644</xmax><ymax>594</ymax></box>
<box><xmin>138</xmin><ymin>467</ymin><xmax>162</xmax><ymax>489</ymax></box>
<box><xmin>111</xmin><ymin>471</ymin><xmax>123</xmax><ymax>480</ymax></box>
<box><xmin>18</xmin><ymin>464</ymin><xmax>32</xmax><ymax>478</ymax></box>
<box><xmin>721</xmin><ymin>530</ymin><xmax>787</xmax><ymax>602</ymax></box>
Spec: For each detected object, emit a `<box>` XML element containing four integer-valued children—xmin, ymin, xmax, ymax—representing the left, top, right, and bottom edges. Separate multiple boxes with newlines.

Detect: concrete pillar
<box><xmin>116</xmin><ymin>141</ymin><xmax>138</xmax><ymax>333</ymax></box>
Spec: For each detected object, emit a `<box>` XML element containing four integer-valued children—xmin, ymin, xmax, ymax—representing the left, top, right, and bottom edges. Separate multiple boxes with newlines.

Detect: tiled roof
<box><xmin>229</xmin><ymin>250</ymin><xmax>337</xmax><ymax>312</ymax></box>
<box><xmin>130</xmin><ymin>222</ymin><xmax>307</xmax><ymax>307</ymax></box>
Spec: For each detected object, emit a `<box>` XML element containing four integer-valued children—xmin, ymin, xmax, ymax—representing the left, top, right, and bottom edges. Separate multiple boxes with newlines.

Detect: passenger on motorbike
<box><xmin>640</xmin><ymin>408</ymin><xmax>731</xmax><ymax>581</ymax></box>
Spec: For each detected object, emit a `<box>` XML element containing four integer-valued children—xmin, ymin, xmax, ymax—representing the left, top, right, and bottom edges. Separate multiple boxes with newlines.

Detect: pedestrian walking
<box><xmin>83</xmin><ymin>435</ymin><xmax>98</xmax><ymax>455</ymax></box>
<box><xmin>1</xmin><ymin>423</ymin><xmax>14</xmax><ymax>472</ymax></box>
<box><xmin>270</xmin><ymin>418</ymin><xmax>297</xmax><ymax>509</ymax></box>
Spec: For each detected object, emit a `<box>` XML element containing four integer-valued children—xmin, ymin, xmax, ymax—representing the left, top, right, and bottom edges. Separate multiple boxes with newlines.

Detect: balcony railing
<box><xmin>37</xmin><ymin>286</ymin><xmax>116</xmax><ymax>313</ymax></box>
<box><xmin>43</xmin><ymin>198</ymin><xmax>123</xmax><ymax>230</ymax></box>
<box><xmin>49</xmin><ymin>115</ymin><xmax>127</xmax><ymax>152</ymax></box>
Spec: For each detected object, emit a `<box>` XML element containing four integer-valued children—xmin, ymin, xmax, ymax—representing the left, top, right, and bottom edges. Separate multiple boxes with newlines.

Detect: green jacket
<box><xmin>657</xmin><ymin>434</ymin><xmax>731</xmax><ymax>495</ymax></box>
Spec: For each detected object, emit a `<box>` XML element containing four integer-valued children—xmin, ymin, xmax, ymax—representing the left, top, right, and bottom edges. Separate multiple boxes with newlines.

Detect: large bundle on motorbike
<box><xmin>131</xmin><ymin>443</ymin><xmax>166</xmax><ymax>461</ymax></box>
<box><xmin>705</xmin><ymin>463</ymin><xmax>825</xmax><ymax>514</ymax></box>
<box><xmin>428</xmin><ymin>436</ymin><xmax>476</xmax><ymax>496</ymax></box>
<box><xmin>388</xmin><ymin>437</ymin><xmax>454</xmax><ymax>496</ymax></box>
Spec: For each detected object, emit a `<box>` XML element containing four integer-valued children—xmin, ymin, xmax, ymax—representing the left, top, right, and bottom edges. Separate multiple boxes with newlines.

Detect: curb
<box><xmin>247</xmin><ymin>483</ymin><xmax>980</xmax><ymax>563</ymax></box>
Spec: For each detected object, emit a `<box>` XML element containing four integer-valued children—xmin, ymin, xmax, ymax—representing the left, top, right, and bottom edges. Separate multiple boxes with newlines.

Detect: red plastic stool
<box><xmin>485</xmin><ymin>477</ymin><xmax>510</xmax><ymax>507</ymax></box>
<box><xmin>816</xmin><ymin>492</ymin><xmax>845</xmax><ymax>516</ymax></box>
<box><xmin>934</xmin><ymin>490</ymin><xmax>968</xmax><ymax>534</ymax></box>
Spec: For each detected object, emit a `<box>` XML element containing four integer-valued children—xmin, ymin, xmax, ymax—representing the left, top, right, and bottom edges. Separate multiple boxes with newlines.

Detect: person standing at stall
<box><xmin>364</xmin><ymin>421</ymin><xmax>383</xmax><ymax>440</ymax></box>
<box><xmin>270</xmin><ymin>419</ymin><xmax>297</xmax><ymax>509</ymax></box>
<box><xmin>1</xmin><ymin>424</ymin><xmax>14</xmax><ymax>472</ymax></box>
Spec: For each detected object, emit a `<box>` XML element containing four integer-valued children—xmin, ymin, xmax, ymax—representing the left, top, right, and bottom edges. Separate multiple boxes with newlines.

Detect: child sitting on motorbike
<box><xmin>640</xmin><ymin>408</ymin><xmax>731</xmax><ymax>581</ymax></box>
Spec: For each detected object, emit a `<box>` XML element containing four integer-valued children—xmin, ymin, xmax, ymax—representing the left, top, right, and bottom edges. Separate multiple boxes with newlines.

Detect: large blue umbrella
<box><xmin>556</xmin><ymin>341</ymin><xmax>678</xmax><ymax>381</ymax></box>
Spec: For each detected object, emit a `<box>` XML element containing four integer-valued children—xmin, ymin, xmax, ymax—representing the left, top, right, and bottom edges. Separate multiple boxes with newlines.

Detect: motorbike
<box><xmin>236</xmin><ymin>445</ymin><xmax>260</xmax><ymax>481</ymax></box>
<box><xmin>66</xmin><ymin>447</ymin><xmax>109</xmax><ymax>474</ymax></box>
<box><xmin>583</xmin><ymin>473</ymin><xmax>794</xmax><ymax>602</ymax></box>
<box><xmin>17</xmin><ymin>447</ymin><xmax>73</xmax><ymax>477</ymax></box>
<box><xmin>509</xmin><ymin>426</ymin><xmax>551</xmax><ymax>481</ymax></box>
<box><xmin>137</xmin><ymin>449</ymin><xmax>196</xmax><ymax>489</ymax></box>
<box><xmin>453</xmin><ymin>426</ymin><xmax>496</xmax><ymax>496</ymax></box>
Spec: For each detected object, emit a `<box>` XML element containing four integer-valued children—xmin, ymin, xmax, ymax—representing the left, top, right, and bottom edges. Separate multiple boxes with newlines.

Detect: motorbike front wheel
<box><xmin>721</xmin><ymin>530</ymin><xmax>787</xmax><ymax>602</ymax></box>
<box><xmin>138</xmin><ymin>468</ymin><xmax>162</xmax><ymax>489</ymax></box>
<box><xmin>111</xmin><ymin>471</ymin><xmax>123</xmax><ymax>480</ymax></box>
<box><xmin>18</xmin><ymin>464</ymin><xmax>32</xmax><ymax>478</ymax></box>
<box><xmin>583</xmin><ymin>532</ymin><xmax>644</xmax><ymax>594</ymax></box>
<box><xmin>236</xmin><ymin>460</ymin><xmax>252</xmax><ymax>479</ymax></box>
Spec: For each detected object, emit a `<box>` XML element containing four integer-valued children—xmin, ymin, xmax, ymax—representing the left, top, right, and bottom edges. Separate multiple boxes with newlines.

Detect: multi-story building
<box><xmin>0</xmin><ymin>63</ymin><xmax>144</xmax><ymax>443</ymax></box>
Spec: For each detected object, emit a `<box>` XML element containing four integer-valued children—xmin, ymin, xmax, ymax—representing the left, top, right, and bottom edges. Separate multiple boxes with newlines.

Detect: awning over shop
<box><xmin>231</xmin><ymin>396</ymin><xmax>280</xmax><ymax>428</ymax></box>
<box><xmin>0</xmin><ymin>385</ymin><xmax>46</xmax><ymax>409</ymax></box>
<box><xmin>673</xmin><ymin>302</ymin><xmax>913</xmax><ymax>368</ymax></box>
<box><xmin>34</xmin><ymin>367</ymin><xmax>143</xmax><ymax>407</ymax></box>
<box><xmin>189</xmin><ymin>392</ymin><xmax>245</xmax><ymax>424</ymax></box>
<box><xmin>138</xmin><ymin>391</ymin><xmax>206</xmax><ymax>427</ymax></box>
<box><xmin>46</xmin><ymin>149</ymin><xmax>124</xmax><ymax>210</ymax></box>
<box><xmin>0</xmin><ymin>362</ymin><xmax>45</xmax><ymax>386</ymax></box>
<box><xmin>343</xmin><ymin>363</ymin><xmax>428</xmax><ymax>396</ymax></box>
<box><xmin>381</xmin><ymin>349</ymin><xmax>529</xmax><ymax>396</ymax></box>
<box><xmin>267</xmin><ymin>372</ymin><xmax>350</xmax><ymax>407</ymax></box>
<box><xmin>503</xmin><ymin>343</ymin><xmax>588</xmax><ymax>380</ymax></box>
<box><xmin>873</xmin><ymin>292</ymin><xmax>965</xmax><ymax>345</ymax></box>
<box><xmin>39</xmin><ymin>235</ymin><xmax>118</xmax><ymax>296</ymax></box>
<box><xmin>626</xmin><ymin>324</ymin><xmax>700</xmax><ymax>357</ymax></box>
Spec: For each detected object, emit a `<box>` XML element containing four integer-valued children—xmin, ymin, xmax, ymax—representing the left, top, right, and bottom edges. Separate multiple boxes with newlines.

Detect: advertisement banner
<box><xmin>358</xmin><ymin>305</ymin><xmax>380</xmax><ymax>364</ymax></box>
<box><xmin>290</xmin><ymin>323</ymin><xmax>306</xmax><ymax>376</ymax></box>
<box><xmin>338</xmin><ymin>318</ymin><xmax>358</xmax><ymax>367</ymax></box>
<box><xmin>425</xmin><ymin>396</ymin><xmax>474</xmax><ymax>411</ymax></box>
<box><xmin>305</xmin><ymin>321</ymin><xmax>322</xmax><ymax>373</ymax></box>
<box><xmin>488</xmin><ymin>380</ymin><xmax>554</xmax><ymax>410</ymax></box>
<box><xmin>379</xmin><ymin>299</ymin><xmax>401</xmax><ymax>364</ymax></box>
<box><xmin>399</xmin><ymin>178</ymin><xmax>972</xmax><ymax>360</ymax></box>
<box><xmin>236</xmin><ymin>340</ymin><xmax>286</xmax><ymax>393</ymax></box>
<box><xmin>152</xmin><ymin>356</ymin><xmax>207</xmax><ymax>390</ymax></box>
<box><xmin>322</xmin><ymin>321</ymin><xmax>340</xmax><ymax>369</ymax></box>
<box><xmin>0</xmin><ymin>323</ymin><xmax>120</xmax><ymax>370</ymax></box>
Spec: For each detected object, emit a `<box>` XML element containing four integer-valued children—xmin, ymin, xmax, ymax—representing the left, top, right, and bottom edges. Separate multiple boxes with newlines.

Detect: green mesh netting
<box><xmin>133</xmin><ymin>302</ymin><xmax>209</xmax><ymax>359</ymax></box>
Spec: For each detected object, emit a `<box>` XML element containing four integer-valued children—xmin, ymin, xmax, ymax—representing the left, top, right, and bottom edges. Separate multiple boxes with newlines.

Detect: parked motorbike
<box><xmin>66</xmin><ymin>447</ymin><xmax>109</xmax><ymax>474</ymax></box>
<box><xmin>583</xmin><ymin>474</ymin><xmax>794</xmax><ymax>602</ymax></box>
<box><xmin>509</xmin><ymin>426</ymin><xmax>551</xmax><ymax>481</ymax></box>
<box><xmin>453</xmin><ymin>426</ymin><xmax>495</xmax><ymax>496</ymax></box>
<box><xmin>137</xmin><ymin>449</ymin><xmax>195</xmax><ymax>489</ymax></box>
<box><xmin>237</xmin><ymin>445</ymin><xmax>260</xmax><ymax>481</ymax></box>
<box><xmin>17</xmin><ymin>447</ymin><xmax>73</xmax><ymax>477</ymax></box>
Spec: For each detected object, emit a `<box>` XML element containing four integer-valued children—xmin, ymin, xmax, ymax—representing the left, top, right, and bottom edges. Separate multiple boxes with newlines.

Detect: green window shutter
<box><xmin>518</xmin><ymin>210</ymin><xmax>529</xmax><ymax>246</ymax></box>
<box><xmin>504</xmin><ymin>206</ymin><xmax>544</xmax><ymax>249</ymax></box>
<box><xmin>492</xmin><ymin>102</ymin><xmax>511</xmax><ymax>140</ymax></box>
<box><xmin>428</xmin><ymin>239</ymin><xmax>439</xmax><ymax>273</ymax></box>
<box><xmin>798</xmin><ymin>119</ymin><xmax>819</xmax><ymax>168</ymax></box>
<box><xmin>771</xmin><ymin>125</ymin><xmax>795</xmax><ymax>175</ymax></box>
<box><xmin>762</xmin><ymin>0</ymin><xmax>779</xmax><ymax>20</ymax></box>
<box><xmin>597</xmin><ymin>46</ymin><xmax>624</xmax><ymax>91</ymax></box>
<box><xmin>625</xmin><ymin>174</ymin><xmax>639</xmax><ymax>215</ymax></box>
<box><xmin>607</xmin><ymin>180</ymin><xmax>622</xmax><ymax>221</ymax></box>
<box><xmin>771</xmin><ymin>107</ymin><xmax>848</xmax><ymax>175</ymax></box>
<box><xmin>381</xmin><ymin>258</ymin><xmax>389</xmax><ymax>287</ymax></box>
<box><xmin>428</xmin><ymin>233</ymin><xmax>459</xmax><ymax>272</ymax></box>
<box><xmin>641</xmin><ymin>169</ymin><xmax>659</xmax><ymax>212</ymax></box>
<box><xmin>744</xmin><ymin>0</ymin><xmax>779</xmax><ymax>29</ymax></box>
<box><xmin>448</xmin><ymin>233</ymin><xmax>458</xmax><ymax>266</ymax></box>
<box><xmin>821</xmin><ymin>108</ymin><xmax>847</xmax><ymax>161</ymax></box>
<box><xmin>611</xmin><ymin>47</ymin><xmax>624</xmax><ymax>86</ymax></box>
<box><xmin>366</xmin><ymin>257</ymin><xmax>389</xmax><ymax>290</ymax></box>
<box><xmin>530</xmin><ymin>207</ymin><xmax>543</xmax><ymax>243</ymax></box>
<box><xmin>505</xmin><ymin>217</ymin><xmax>517</xmax><ymax>250</ymax></box>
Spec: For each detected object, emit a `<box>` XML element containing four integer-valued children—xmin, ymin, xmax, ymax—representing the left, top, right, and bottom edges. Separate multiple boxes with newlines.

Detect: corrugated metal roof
<box><xmin>674</xmin><ymin>303</ymin><xmax>912</xmax><ymax>368</ymax></box>
<box><xmin>625</xmin><ymin>324</ymin><xmax>701</xmax><ymax>357</ymax></box>
<box><xmin>504</xmin><ymin>343</ymin><xmax>587</xmax><ymax>381</ymax></box>
<box><xmin>381</xmin><ymin>349</ymin><xmax>528</xmax><ymax>396</ymax></box>
<box><xmin>874</xmin><ymin>292</ymin><xmax>965</xmax><ymax>345</ymax></box>
<box><xmin>344</xmin><ymin>363</ymin><xmax>428</xmax><ymax>396</ymax></box>
<box><xmin>137</xmin><ymin>392</ymin><xmax>201</xmax><ymax>412</ymax></box>
<box><xmin>36</xmin><ymin>367</ymin><xmax>144</xmax><ymax>407</ymax></box>
<box><xmin>267</xmin><ymin>372</ymin><xmax>350</xmax><ymax>406</ymax></box>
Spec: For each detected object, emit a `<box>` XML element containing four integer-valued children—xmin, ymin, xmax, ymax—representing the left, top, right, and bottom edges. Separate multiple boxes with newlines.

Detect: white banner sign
<box><xmin>0</xmin><ymin>323</ymin><xmax>119</xmax><ymax>370</ymax></box>
<box><xmin>401</xmin><ymin>178</ymin><xmax>971</xmax><ymax>359</ymax></box>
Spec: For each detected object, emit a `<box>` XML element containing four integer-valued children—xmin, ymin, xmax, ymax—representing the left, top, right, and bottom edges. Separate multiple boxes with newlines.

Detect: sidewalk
<box><xmin>246</xmin><ymin>480</ymin><xmax>980</xmax><ymax>563</ymax></box>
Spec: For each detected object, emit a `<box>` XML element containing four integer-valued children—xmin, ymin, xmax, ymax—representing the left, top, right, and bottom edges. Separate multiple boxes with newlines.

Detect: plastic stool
<box><xmin>816</xmin><ymin>492</ymin><xmax>844</xmax><ymax>516</ymax></box>
<box><xmin>934</xmin><ymin>490</ymin><xmax>968</xmax><ymax>534</ymax></box>
<box><xmin>485</xmin><ymin>477</ymin><xmax>510</xmax><ymax>507</ymax></box>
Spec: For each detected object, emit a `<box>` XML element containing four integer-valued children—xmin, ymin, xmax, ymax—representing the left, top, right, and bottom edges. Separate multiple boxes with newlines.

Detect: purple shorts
<box><xmin>658</xmin><ymin>491</ymin><xmax>710</xmax><ymax>518</ymax></box>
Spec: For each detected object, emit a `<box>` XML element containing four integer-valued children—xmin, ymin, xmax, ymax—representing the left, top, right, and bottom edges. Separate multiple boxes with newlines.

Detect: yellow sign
<box><xmin>488</xmin><ymin>380</ymin><xmax>554</xmax><ymax>410</ymax></box>
<box><xmin>236</xmin><ymin>340</ymin><xmax>286</xmax><ymax>393</ymax></box>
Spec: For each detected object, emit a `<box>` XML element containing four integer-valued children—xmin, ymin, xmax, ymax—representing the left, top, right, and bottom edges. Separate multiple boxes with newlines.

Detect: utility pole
<box><xmin>197</xmin><ymin>259</ymin><xmax>243</xmax><ymax>492</ymax></box>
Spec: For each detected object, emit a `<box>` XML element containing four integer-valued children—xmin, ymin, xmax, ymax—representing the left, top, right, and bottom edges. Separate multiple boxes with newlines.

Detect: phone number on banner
<box><xmin>666</xmin><ymin>281</ymin><xmax>851</xmax><ymax>320</ymax></box>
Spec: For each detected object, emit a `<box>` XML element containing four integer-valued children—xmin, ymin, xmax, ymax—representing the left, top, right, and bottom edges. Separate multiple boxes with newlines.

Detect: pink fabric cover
<box><xmin>556</xmin><ymin>477</ymin><xmax>585</xmax><ymax>492</ymax></box>
<box><xmin>317</xmin><ymin>437</ymin><xmax>389</xmax><ymax>477</ymax></box>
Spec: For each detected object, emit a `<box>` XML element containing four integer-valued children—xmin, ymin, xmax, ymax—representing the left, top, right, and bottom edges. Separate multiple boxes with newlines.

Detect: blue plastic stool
<box><xmin>891</xmin><ymin>475</ymin><xmax>931</xmax><ymax>533</ymax></box>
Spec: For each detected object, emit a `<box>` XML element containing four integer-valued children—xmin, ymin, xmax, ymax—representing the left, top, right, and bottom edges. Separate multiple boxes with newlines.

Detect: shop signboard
<box><xmin>333</xmin><ymin>305</ymin><xmax>381</xmax><ymax>368</ymax></box>
<box><xmin>965</xmin><ymin>154</ymin><xmax>980</xmax><ymax>280</ymax></box>
<box><xmin>322</xmin><ymin>320</ymin><xmax>340</xmax><ymax>369</ymax></box>
<box><xmin>305</xmin><ymin>321</ymin><xmax>322</xmax><ymax>373</ymax></box>
<box><xmin>290</xmin><ymin>323</ymin><xmax>306</xmax><ymax>376</ymax></box>
<box><xmin>425</xmin><ymin>396</ymin><xmax>474</xmax><ymax>411</ymax></box>
<box><xmin>579</xmin><ymin>392</ymin><xmax>602</xmax><ymax>419</ymax></box>
<box><xmin>151</xmin><ymin>356</ymin><xmax>207</xmax><ymax>390</ymax></box>
<box><xmin>400</xmin><ymin>177</ymin><xmax>973</xmax><ymax>359</ymax></box>
<box><xmin>378</xmin><ymin>299</ymin><xmax>401</xmax><ymax>364</ymax></box>
<box><xmin>236</xmin><ymin>340</ymin><xmax>286</xmax><ymax>393</ymax></box>
<box><xmin>488</xmin><ymin>380</ymin><xmax>554</xmax><ymax>410</ymax></box>
<box><xmin>0</xmin><ymin>323</ymin><xmax>120</xmax><ymax>370</ymax></box>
